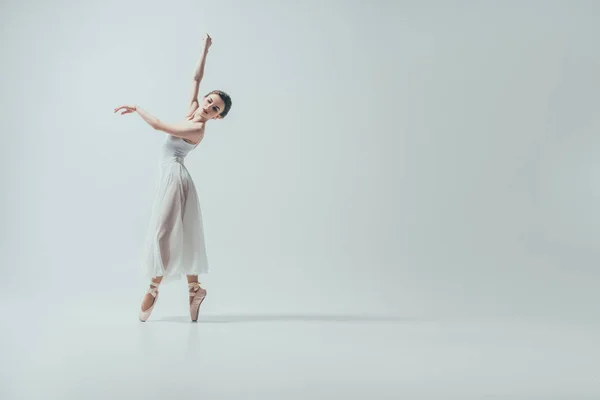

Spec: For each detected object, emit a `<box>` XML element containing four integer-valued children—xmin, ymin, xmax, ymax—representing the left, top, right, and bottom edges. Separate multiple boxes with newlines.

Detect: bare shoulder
<box><xmin>183</xmin><ymin>119</ymin><xmax>206</xmax><ymax>146</ymax></box>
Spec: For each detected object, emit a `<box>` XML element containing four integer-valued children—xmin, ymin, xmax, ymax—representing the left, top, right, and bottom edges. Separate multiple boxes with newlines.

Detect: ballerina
<box><xmin>114</xmin><ymin>33</ymin><xmax>232</xmax><ymax>322</ymax></box>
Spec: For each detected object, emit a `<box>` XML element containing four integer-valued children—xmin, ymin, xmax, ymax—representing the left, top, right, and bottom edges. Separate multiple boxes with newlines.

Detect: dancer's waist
<box><xmin>162</xmin><ymin>155</ymin><xmax>185</xmax><ymax>164</ymax></box>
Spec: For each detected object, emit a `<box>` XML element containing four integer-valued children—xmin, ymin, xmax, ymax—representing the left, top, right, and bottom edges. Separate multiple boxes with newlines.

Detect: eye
<box><xmin>207</xmin><ymin>98</ymin><xmax>213</xmax><ymax>104</ymax></box>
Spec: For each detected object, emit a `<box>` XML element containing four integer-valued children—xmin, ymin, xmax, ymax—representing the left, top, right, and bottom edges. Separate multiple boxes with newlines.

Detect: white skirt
<box><xmin>142</xmin><ymin>159</ymin><xmax>209</xmax><ymax>281</ymax></box>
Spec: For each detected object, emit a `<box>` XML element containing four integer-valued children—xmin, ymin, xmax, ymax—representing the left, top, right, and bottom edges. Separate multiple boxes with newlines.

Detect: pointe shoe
<box><xmin>139</xmin><ymin>282</ymin><xmax>160</xmax><ymax>322</ymax></box>
<box><xmin>188</xmin><ymin>282</ymin><xmax>207</xmax><ymax>322</ymax></box>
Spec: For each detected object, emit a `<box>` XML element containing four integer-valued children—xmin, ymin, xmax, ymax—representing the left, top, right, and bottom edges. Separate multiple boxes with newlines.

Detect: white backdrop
<box><xmin>2</xmin><ymin>0</ymin><xmax>600</xmax><ymax>320</ymax></box>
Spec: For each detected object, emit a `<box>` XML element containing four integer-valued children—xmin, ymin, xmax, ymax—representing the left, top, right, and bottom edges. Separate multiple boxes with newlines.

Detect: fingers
<box><xmin>114</xmin><ymin>105</ymin><xmax>134</xmax><ymax>115</ymax></box>
<box><xmin>114</xmin><ymin>105</ymin><xmax>133</xmax><ymax>111</ymax></box>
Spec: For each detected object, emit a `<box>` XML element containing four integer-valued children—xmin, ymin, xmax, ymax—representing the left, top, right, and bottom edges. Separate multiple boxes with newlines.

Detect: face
<box><xmin>195</xmin><ymin>93</ymin><xmax>225</xmax><ymax>120</ymax></box>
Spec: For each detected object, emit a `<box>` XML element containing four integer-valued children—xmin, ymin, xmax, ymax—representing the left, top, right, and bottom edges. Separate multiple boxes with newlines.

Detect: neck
<box><xmin>189</xmin><ymin>113</ymin><xmax>209</xmax><ymax>123</ymax></box>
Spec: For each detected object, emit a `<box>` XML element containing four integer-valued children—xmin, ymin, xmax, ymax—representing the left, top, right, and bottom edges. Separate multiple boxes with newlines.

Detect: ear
<box><xmin>213</xmin><ymin>114</ymin><xmax>223</xmax><ymax>120</ymax></box>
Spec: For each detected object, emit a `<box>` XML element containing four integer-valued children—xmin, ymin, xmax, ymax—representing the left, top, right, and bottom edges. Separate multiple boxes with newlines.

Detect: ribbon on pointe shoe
<box><xmin>188</xmin><ymin>282</ymin><xmax>202</xmax><ymax>295</ymax></box>
<box><xmin>147</xmin><ymin>281</ymin><xmax>160</xmax><ymax>298</ymax></box>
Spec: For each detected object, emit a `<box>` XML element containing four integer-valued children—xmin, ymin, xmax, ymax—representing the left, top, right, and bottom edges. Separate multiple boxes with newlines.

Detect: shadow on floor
<box><xmin>152</xmin><ymin>314</ymin><xmax>421</xmax><ymax>324</ymax></box>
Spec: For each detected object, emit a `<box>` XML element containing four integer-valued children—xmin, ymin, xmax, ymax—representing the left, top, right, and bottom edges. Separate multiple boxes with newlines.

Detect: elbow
<box><xmin>151</xmin><ymin>119</ymin><xmax>163</xmax><ymax>131</ymax></box>
<box><xmin>153</xmin><ymin>122</ymin><xmax>179</xmax><ymax>136</ymax></box>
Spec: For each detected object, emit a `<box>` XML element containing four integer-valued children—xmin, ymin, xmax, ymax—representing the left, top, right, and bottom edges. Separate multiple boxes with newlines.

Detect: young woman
<box><xmin>114</xmin><ymin>33</ymin><xmax>232</xmax><ymax>322</ymax></box>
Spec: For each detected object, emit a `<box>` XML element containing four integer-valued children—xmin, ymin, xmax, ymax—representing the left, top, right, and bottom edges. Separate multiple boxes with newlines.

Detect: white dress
<box><xmin>142</xmin><ymin>135</ymin><xmax>209</xmax><ymax>282</ymax></box>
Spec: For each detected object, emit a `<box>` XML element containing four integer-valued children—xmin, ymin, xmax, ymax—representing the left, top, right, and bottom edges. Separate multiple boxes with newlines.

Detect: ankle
<box><xmin>188</xmin><ymin>282</ymin><xmax>203</xmax><ymax>292</ymax></box>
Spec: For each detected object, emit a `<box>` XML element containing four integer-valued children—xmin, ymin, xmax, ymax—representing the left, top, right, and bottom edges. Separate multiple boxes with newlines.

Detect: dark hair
<box><xmin>206</xmin><ymin>90</ymin><xmax>232</xmax><ymax>118</ymax></box>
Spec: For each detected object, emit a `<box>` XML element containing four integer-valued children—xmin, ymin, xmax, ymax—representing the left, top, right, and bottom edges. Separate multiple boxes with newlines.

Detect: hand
<box><xmin>203</xmin><ymin>33</ymin><xmax>212</xmax><ymax>50</ymax></box>
<box><xmin>114</xmin><ymin>105</ymin><xmax>137</xmax><ymax>115</ymax></box>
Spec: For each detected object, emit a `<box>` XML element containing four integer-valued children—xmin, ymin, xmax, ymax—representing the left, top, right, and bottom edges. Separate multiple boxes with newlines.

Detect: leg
<box><xmin>187</xmin><ymin>274</ymin><xmax>201</xmax><ymax>304</ymax></box>
<box><xmin>139</xmin><ymin>277</ymin><xmax>162</xmax><ymax>322</ymax></box>
<box><xmin>141</xmin><ymin>276</ymin><xmax>163</xmax><ymax>311</ymax></box>
<box><xmin>139</xmin><ymin>172</ymin><xmax>185</xmax><ymax>321</ymax></box>
<box><xmin>187</xmin><ymin>275</ymin><xmax>207</xmax><ymax>322</ymax></box>
<box><xmin>155</xmin><ymin>183</ymin><xmax>185</xmax><ymax>272</ymax></box>
<box><xmin>186</xmin><ymin>275</ymin><xmax>198</xmax><ymax>283</ymax></box>
<box><xmin>139</xmin><ymin>189</ymin><xmax>177</xmax><ymax>320</ymax></box>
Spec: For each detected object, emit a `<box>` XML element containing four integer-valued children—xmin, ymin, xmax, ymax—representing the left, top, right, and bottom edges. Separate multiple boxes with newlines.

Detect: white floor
<box><xmin>2</xmin><ymin>296</ymin><xmax>599</xmax><ymax>399</ymax></box>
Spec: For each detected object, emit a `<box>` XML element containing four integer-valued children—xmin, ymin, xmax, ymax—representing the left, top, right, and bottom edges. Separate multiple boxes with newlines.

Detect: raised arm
<box><xmin>187</xmin><ymin>34</ymin><xmax>212</xmax><ymax>116</ymax></box>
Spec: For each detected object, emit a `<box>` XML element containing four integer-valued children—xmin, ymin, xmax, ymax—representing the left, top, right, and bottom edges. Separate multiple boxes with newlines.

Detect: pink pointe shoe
<box><xmin>139</xmin><ymin>282</ymin><xmax>160</xmax><ymax>322</ymax></box>
<box><xmin>188</xmin><ymin>282</ymin><xmax>207</xmax><ymax>322</ymax></box>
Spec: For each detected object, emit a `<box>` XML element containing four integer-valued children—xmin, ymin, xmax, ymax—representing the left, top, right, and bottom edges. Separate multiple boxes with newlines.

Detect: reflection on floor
<box><xmin>2</xmin><ymin>304</ymin><xmax>599</xmax><ymax>399</ymax></box>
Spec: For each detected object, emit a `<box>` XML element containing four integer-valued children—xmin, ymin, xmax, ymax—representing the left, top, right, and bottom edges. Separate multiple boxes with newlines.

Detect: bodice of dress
<box><xmin>161</xmin><ymin>135</ymin><xmax>196</xmax><ymax>163</ymax></box>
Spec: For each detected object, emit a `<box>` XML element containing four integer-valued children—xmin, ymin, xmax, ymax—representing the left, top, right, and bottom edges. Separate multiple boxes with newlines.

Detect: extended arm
<box><xmin>114</xmin><ymin>104</ymin><xmax>205</xmax><ymax>143</ymax></box>
<box><xmin>138</xmin><ymin>106</ymin><xmax>205</xmax><ymax>142</ymax></box>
